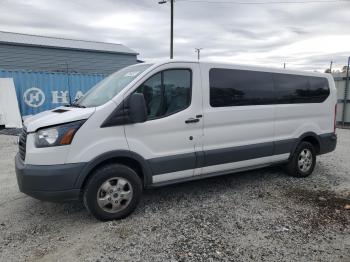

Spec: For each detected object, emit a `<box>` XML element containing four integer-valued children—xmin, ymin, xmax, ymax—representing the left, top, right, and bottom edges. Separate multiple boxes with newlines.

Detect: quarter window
<box><xmin>273</xmin><ymin>74</ymin><xmax>310</xmax><ymax>104</ymax></box>
<box><xmin>135</xmin><ymin>69</ymin><xmax>191</xmax><ymax>119</ymax></box>
<box><xmin>272</xmin><ymin>73</ymin><xmax>330</xmax><ymax>104</ymax></box>
<box><xmin>304</xmin><ymin>76</ymin><xmax>330</xmax><ymax>103</ymax></box>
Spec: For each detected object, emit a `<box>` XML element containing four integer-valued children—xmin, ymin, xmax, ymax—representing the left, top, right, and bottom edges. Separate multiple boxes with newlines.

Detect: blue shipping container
<box><xmin>0</xmin><ymin>69</ymin><xmax>106</xmax><ymax>117</ymax></box>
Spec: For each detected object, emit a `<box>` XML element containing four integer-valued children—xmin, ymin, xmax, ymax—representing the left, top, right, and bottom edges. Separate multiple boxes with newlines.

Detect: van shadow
<box><xmin>136</xmin><ymin>165</ymin><xmax>286</xmax><ymax>215</ymax></box>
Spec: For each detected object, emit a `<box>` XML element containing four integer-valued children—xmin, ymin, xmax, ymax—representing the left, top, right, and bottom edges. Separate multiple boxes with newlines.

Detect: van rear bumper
<box><xmin>15</xmin><ymin>154</ymin><xmax>86</xmax><ymax>202</ymax></box>
<box><xmin>319</xmin><ymin>133</ymin><xmax>337</xmax><ymax>155</ymax></box>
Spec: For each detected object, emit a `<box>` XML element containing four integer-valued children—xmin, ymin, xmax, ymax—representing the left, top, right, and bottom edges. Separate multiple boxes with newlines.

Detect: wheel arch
<box><xmin>75</xmin><ymin>150</ymin><xmax>153</xmax><ymax>190</ymax></box>
<box><xmin>290</xmin><ymin>132</ymin><xmax>321</xmax><ymax>159</ymax></box>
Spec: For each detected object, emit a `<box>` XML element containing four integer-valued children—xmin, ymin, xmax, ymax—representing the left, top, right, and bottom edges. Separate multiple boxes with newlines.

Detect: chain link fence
<box><xmin>334</xmin><ymin>73</ymin><xmax>350</xmax><ymax>127</ymax></box>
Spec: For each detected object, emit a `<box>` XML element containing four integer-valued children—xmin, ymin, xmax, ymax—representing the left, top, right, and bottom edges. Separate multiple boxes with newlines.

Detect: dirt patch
<box><xmin>285</xmin><ymin>188</ymin><xmax>350</xmax><ymax>229</ymax></box>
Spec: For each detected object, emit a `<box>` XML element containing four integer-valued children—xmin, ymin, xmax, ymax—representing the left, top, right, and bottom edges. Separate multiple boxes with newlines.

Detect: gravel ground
<box><xmin>0</xmin><ymin>130</ymin><xmax>349</xmax><ymax>262</ymax></box>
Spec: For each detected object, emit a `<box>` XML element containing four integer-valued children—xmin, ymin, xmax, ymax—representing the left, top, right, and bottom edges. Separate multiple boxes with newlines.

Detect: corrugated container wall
<box><xmin>0</xmin><ymin>43</ymin><xmax>137</xmax><ymax>74</ymax></box>
<box><xmin>0</xmin><ymin>69</ymin><xmax>106</xmax><ymax>117</ymax></box>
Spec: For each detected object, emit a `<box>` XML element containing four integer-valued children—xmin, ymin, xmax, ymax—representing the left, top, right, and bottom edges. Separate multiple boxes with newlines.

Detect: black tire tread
<box><xmin>83</xmin><ymin>163</ymin><xmax>142</xmax><ymax>221</ymax></box>
<box><xmin>285</xmin><ymin>141</ymin><xmax>316</xmax><ymax>178</ymax></box>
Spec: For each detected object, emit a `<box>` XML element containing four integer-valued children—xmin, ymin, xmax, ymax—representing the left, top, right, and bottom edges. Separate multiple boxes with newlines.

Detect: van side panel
<box><xmin>199</xmin><ymin>64</ymin><xmax>336</xmax><ymax>178</ymax></box>
<box><xmin>273</xmin><ymin>75</ymin><xmax>336</xmax><ymax>147</ymax></box>
<box><xmin>199</xmin><ymin>64</ymin><xmax>275</xmax><ymax>175</ymax></box>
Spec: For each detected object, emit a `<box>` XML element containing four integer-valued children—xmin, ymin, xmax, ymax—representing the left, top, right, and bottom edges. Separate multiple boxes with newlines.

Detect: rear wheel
<box><xmin>83</xmin><ymin>164</ymin><xmax>142</xmax><ymax>221</ymax></box>
<box><xmin>285</xmin><ymin>141</ymin><xmax>316</xmax><ymax>178</ymax></box>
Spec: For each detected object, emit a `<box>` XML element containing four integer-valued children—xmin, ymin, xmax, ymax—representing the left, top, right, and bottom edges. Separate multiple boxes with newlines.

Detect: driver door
<box><xmin>124</xmin><ymin>62</ymin><xmax>203</xmax><ymax>184</ymax></box>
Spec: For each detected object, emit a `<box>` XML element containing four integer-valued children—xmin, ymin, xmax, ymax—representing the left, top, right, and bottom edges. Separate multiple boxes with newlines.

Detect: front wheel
<box><xmin>83</xmin><ymin>164</ymin><xmax>142</xmax><ymax>221</ymax></box>
<box><xmin>285</xmin><ymin>141</ymin><xmax>316</xmax><ymax>178</ymax></box>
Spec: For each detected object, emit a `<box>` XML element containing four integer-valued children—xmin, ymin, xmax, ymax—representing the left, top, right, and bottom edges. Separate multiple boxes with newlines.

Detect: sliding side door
<box><xmin>200</xmin><ymin>65</ymin><xmax>275</xmax><ymax>175</ymax></box>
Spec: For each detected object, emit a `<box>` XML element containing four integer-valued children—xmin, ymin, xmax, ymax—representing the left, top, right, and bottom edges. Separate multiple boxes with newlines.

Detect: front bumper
<box><xmin>15</xmin><ymin>154</ymin><xmax>86</xmax><ymax>202</ymax></box>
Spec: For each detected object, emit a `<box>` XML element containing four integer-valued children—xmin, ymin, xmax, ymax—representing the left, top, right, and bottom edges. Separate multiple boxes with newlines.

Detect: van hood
<box><xmin>24</xmin><ymin>106</ymin><xmax>96</xmax><ymax>132</ymax></box>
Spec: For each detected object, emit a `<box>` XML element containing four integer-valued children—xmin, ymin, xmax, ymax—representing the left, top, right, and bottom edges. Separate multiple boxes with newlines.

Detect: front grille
<box><xmin>18</xmin><ymin>127</ymin><xmax>27</xmax><ymax>161</ymax></box>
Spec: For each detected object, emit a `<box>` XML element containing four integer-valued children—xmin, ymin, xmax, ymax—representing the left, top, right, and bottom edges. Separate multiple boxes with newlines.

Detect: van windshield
<box><xmin>75</xmin><ymin>64</ymin><xmax>153</xmax><ymax>108</ymax></box>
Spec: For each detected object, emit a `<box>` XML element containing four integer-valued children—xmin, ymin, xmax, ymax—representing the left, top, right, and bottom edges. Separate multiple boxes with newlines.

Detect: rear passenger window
<box><xmin>135</xmin><ymin>69</ymin><xmax>191</xmax><ymax>119</ymax></box>
<box><xmin>273</xmin><ymin>74</ymin><xmax>310</xmax><ymax>104</ymax></box>
<box><xmin>209</xmin><ymin>68</ymin><xmax>274</xmax><ymax>107</ymax></box>
<box><xmin>273</xmin><ymin>73</ymin><xmax>330</xmax><ymax>104</ymax></box>
<box><xmin>209</xmin><ymin>68</ymin><xmax>330</xmax><ymax>107</ymax></box>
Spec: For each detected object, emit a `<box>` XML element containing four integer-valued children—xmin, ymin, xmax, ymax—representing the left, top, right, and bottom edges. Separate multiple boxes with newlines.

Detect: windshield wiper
<box><xmin>65</xmin><ymin>102</ymin><xmax>86</xmax><ymax>108</ymax></box>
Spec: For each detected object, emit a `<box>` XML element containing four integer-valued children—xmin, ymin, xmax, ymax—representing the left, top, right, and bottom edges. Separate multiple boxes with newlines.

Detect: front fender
<box><xmin>74</xmin><ymin>150</ymin><xmax>153</xmax><ymax>188</ymax></box>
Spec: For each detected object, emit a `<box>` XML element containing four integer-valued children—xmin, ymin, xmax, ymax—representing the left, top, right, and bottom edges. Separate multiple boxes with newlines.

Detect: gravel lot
<box><xmin>0</xmin><ymin>129</ymin><xmax>349</xmax><ymax>262</ymax></box>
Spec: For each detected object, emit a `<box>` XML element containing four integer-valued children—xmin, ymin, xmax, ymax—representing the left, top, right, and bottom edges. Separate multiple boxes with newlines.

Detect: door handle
<box><xmin>185</xmin><ymin>118</ymin><xmax>200</xmax><ymax>124</ymax></box>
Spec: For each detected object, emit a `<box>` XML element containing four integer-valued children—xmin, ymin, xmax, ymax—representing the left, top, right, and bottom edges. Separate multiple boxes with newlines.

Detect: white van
<box><xmin>15</xmin><ymin>60</ymin><xmax>337</xmax><ymax>221</ymax></box>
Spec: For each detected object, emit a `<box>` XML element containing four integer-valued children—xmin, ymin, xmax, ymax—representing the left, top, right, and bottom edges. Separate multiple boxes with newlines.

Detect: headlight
<box><xmin>35</xmin><ymin>120</ymin><xmax>85</xmax><ymax>148</ymax></box>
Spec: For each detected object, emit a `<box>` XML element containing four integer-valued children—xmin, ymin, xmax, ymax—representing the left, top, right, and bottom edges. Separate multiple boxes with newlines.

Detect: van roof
<box><xmin>144</xmin><ymin>59</ymin><xmax>330</xmax><ymax>78</ymax></box>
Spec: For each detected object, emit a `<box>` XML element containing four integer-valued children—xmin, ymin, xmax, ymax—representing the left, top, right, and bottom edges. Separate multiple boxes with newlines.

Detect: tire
<box><xmin>83</xmin><ymin>164</ymin><xmax>142</xmax><ymax>221</ymax></box>
<box><xmin>285</xmin><ymin>141</ymin><xmax>316</xmax><ymax>178</ymax></box>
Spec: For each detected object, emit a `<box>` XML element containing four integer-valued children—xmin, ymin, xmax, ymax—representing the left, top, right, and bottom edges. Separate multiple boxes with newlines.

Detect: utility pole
<box><xmin>195</xmin><ymin>48</ymin><xmax>203</xmax><ymax>61</ymax></box>
<box><xmin>159</xmin><ymin>0</ymin><xmax>174</xmax><ymax>59</ymax></box>
<box><xmin>283</xmin><ymin>62</ymin><xmax>286</xmax><ymax>69</ymax></box>
<box><xmin>342</xmin><ymin>56</ymin><xmax>350</xmax><ymax>127</ymax></box>
<box><xmin>330</xmin><ymin>61</ymin><xmax>334</xmax><ymax>73</ymax></box>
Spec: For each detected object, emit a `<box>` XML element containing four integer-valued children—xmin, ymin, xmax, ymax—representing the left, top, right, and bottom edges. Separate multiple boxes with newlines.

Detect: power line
<box><xmin>177</xmin><ymin>0</ymin><xmax>350</xmax><ymax>5</ymax></box>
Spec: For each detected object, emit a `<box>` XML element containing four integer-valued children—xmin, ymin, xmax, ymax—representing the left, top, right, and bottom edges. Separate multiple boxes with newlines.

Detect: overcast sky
<box><xmin>1</xmin><ymin>0</ymin><xmax>350</xmax><ymax>71</ymax></box>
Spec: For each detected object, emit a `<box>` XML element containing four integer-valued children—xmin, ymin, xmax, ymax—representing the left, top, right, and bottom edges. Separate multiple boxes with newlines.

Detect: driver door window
<box><xmin>135</xmin><ymin>69</ymin><xmax>191</xmax><ymax>120</ymax></box>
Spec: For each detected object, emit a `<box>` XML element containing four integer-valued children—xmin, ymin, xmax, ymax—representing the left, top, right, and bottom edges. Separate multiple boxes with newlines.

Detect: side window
<box><xmin>273</xmin><ymin>74</ymin><xmax>310</xmax><ymax>104</ymax></box>
<box><xmin>209</xmin><ymin>68</ymin><xmax>274</xmax><ymax>107</ymax></box>
<box><xmin>135</xmin><ymin>73</ymin><xmax>162</xmax><ymax>118</ymax></box>
<box><xmin>135</xmin><ymin>69</ymin><xmax>191</xmax><ymax>119</ymax></box>
<box><xmin>273</xmin><ymin>73</ymin><xmax>330</xmax><ymax>104</ymax></box>
<box><xmin>308</xmin><ymin>76</ymin><xmax>330</xmax><ymax>103</ymax></box>
<box><xmin>163</xmin><ymin>70</ymin><xmax>191</xmax><ymax>115</ymax></box>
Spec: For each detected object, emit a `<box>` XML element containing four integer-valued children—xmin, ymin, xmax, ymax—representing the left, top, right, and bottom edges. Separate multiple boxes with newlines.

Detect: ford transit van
<box><xmin>15</xmin><ymin>61</ymin><xmax>337</xmax><ymax>221</ymax></box>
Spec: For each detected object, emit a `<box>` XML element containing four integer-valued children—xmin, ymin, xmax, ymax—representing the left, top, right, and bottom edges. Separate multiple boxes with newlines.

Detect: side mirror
<box><xmin>128</xmin><ymin>93</ymin><xmax>147</xmax><ymax>124</ymax></box>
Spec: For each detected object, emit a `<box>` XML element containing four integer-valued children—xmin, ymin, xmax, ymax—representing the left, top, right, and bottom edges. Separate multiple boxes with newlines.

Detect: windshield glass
<box><xmin>76</xmin><ymin>63</ymin><xmax>153</xmax><ymax>107</ymax></box>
